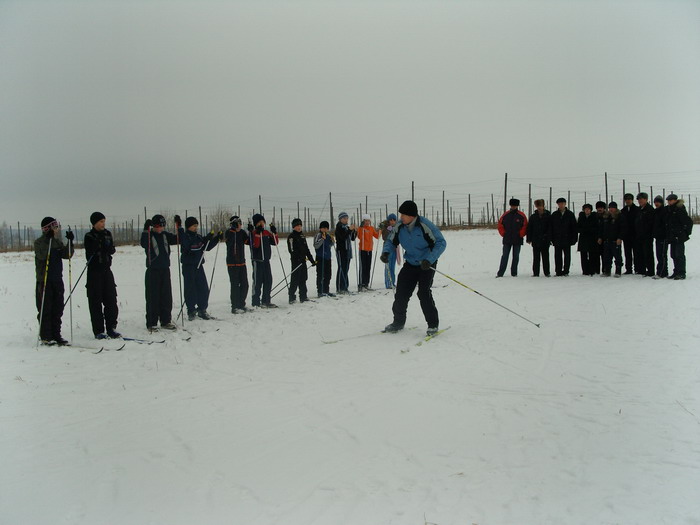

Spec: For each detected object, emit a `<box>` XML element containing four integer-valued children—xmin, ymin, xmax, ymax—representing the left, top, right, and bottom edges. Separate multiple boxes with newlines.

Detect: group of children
<box><xmin>33</xmin><ymin>210</ymin><xmax>404</xmax><ymax>343</ymax></box>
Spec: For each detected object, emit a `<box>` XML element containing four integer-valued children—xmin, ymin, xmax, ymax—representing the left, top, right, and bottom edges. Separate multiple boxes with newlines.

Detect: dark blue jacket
<box><xmin>313</xmin><ymin>231</ymin><xmax>334</xmax><ymax>260</ymax></box>
<box><xmin>84</xmin><ymin>228</ymin><xmax>115</xmax><ymax>271</ymax></box>
<box><xmin>335</xmin><ymin>222</ymin><xmax>357</xmax><ymax>257</ymax></box>
<box><xmin>225</xmin><ymin>228</ymin><xmax>248</xmax><ymax>266</ymax></box>
<box><xmin>140</xmin><ymin>228</ymin><xmax>183</xmax><ymax>269</ymax></box>
<box><xmin>181</xmin><ymin>229</ymin><xmax>218</xmax><ymax>266</ymax></box>
<box><xmin>498</xmin><ymin>209</ymin><xmax>528</xmax><ymax>245</ymax></box>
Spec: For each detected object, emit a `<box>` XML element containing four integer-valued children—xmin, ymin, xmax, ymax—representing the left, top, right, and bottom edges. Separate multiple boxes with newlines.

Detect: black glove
<box><xmin>65</xmin><ymin>230</ymin><xmax>74</xmax><ymax>241</ymax></box>
<box><xmin>174</xmin><ymin>215</ymin><xmax>182</xmax><ymax>228</ymax></box>
<box><xmin>420</xmin><ymin>259</ymin><xmax>432</xmax><ymax>271</ymax></box>
<box><xmin>218</xmin><ymin>231</ymin><xmax>224</xmax><ymax>240</ymax></box>
<box><xmin>380</xmin><ymin>252</ymin><xmax>389</xmax><ymax>264</ymax></box>
<box><xmin>247</xmin><ymin>223</ymin><xmax>254</xmax><ymax>232</ymax></box>
<box><xmin>46</xmin><ymin>228</ymin><xmax>54</xmax><ymax>238</ymax></box>
<box><xmin>269</xmin><ymin>224</ymin><xmax>277</xmax><ymax>234</ymax></box>
<box><xmin>144</xmin><ymin>219</ymin><xmax>153</xmax><ymax>231</ymax></box>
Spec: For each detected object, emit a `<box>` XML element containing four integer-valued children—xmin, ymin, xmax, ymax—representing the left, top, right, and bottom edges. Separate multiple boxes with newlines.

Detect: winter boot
<box><xmin>107</xmin><ymin>329</ymin><xmax>121</xmax><ymax>339</ymax></box>
<box><xmin>161</xmin><ymin>322</ymin><xmax>177</xmax><ymax>330</ymax></box>
<box><xmin>188</xmin><ymin>311</ymin><xmax>197</xmax><ymax>321</ymax></box>
<box><xmin>426</xmin><ymin>326</ymin><xmax>439</xmax><ymax>336</ymax></box>
<box><xmin>198</xmin><ymin>311</ymin><xmax>213</xmax><ymax>320</ymax></box>
<box><xmin>383</xmin><ymin>322</ymin><xmax>404</xmax><ymax>333</ymax></box>
<box><xmin>95</xmin><ymin>333</ymin><xmax>108</xmax><ymax>340</ymax></box>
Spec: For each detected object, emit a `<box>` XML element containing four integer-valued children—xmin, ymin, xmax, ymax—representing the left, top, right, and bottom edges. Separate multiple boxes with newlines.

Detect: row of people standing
<box><xmin>498</xmin><ymin>193</ymin><xmax>693</xmax><ymax>279</ymax></box>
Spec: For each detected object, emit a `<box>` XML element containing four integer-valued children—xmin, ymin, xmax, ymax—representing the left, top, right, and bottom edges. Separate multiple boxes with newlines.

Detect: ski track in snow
<box><xmin>1</xmin><ymin>230</ymin><xmax>699</xmax><ymax>524</ymax></box>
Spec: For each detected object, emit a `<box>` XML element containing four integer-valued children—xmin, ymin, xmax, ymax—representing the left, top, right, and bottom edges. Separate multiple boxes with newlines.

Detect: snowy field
<box><xmin>1</xmin><ymin>229</ymin><xmax>699</xmax><ymax>525</ymax></box>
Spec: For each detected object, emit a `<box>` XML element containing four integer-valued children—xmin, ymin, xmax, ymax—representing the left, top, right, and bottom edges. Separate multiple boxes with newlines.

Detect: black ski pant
<box><xmin>553</xmin><ymin>244</ymin><xmax>571</xmax><ymax>276</ymax></box>
<box><xmin>289</xmin><ymin>261</ymin><xmax>309</xmax><ymax>301</ymax></box>
<box><xmin>637</xmin><ymin>238</ymin><xmax>655</xmax><ymax>276</ymax></box>
<box><xmin>316</xmin><ymin>258</ymin><xmax>332</xmax><ymax>295</ymax></box>
<box><xmin>336</xmin><ymin>251</ymin><xmax>351</xmax><ymax>292</ymax></box>
<box><xmin>227</xmin><ymin>265</ymin><xmax>249</xmax><ymax>310</ymax></box>
<box><xmin>623</xmin><ymin>237</ymin><xmax>640</xmax><ymax>272</ymax></box>
<box><xmin>669</xmin><ymin>241</ymin><xmax>686</xmax><ymax>277</ymax></box>
<box><xmin>392</xmin><ymin>262</ymin><xmax>439</xmax><ymax>328</ymax></box>
<box><xmin>603</xmin><ymin>241</ymin><xmax>623</xmax><ymax>274</ymax></box>
<box><xmin>36</xmin><ymin>279</ymin><xmax>65</xmax><ymax>341</ymax></box>
<box><xmin>497</xmin><ymin>243</ymin><xmax>521</xmax><ymax>277</ymax></box>
<box><xmin>591</xmin><ymin>245</ymin><xmax>602</xmax><ymax>274</ymax></box>
<box><xmin>183</xmin><ymin>263</ymin><xmax>210</xmax><ymax>314</ymax></box>
<box><xmin>252</xmin><ymin>260</ymin><xmax>273</xmax><ymax>306</ymax></box>
<box><xmin>579</xmin><ymin>250</ymin><xmax>596</xmax><ymax>275</ymax></box>
<box><xmin>531</xmin><ymin>244</ymin><xmax>550</xmax><ymax>277</ymax></box>
<box><xmin>655</xmin><ymin>239</ymin><xmax>668</xmax><ymax>277</ymax></box>
<box><xmin>145</xmin><ymin>267</ymin><xmax>172</xmax><ymax>327</ymax></box>
<box><xmin>86</xmin><ymin>268</ymin><xmax>118</xmax><ymax>336</ymax></box>
<box><xmin>359</xmin><ymin>250</ymin><xmax>372</xmax><ymax>287</ymax></box>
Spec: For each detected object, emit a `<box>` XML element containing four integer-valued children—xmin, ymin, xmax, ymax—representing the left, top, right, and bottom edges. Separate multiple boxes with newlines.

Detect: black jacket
<box><xmin>599</xmin><ymin>209</ymin><xmax>625</xmax><ymax>242</ymax></box>
<box><xmin>550</xmin><ymin>208</ymin><xmax>578</xmax><ymax>246</ymax></box>
<box><xmin>498</xmin><ymin>209</ymin><xmax>527</xmax><ymax>245</ymax></box>
<box><xmin>620</xmin><ymin>203</ymin><xmax>638</xmax><ymax>239</ymax></box>
<box><xmin>287</xmin><ymin>230</ymin><xmax>315</xmax><ymax>266</ymax></box>
<box><xmin>577</xmin><ymin>212</ymin><xmax>598</xmax><ymax>252</ymax></box>
<box><xmin>526</xmin><ymin>210</ymin><xmax>552</xmax><ymax>247</ymax></box>
<box><xmin>652</xmin><ymin>206</ymin><xmax>667</xmax><ymax>240</ymax></box>
<box><xmin>84</xmin><ymin>228</ymin><xmax>116</xmax><ymax>271</ymax></box>
<box><xmin>665</xmin><ymin>201</ymin><xmax>693</xmax><ymax>243</ymax></box>
<box><xmin>34</xmin><ymin>233</ymin><xmax>73</xmax><ymax>283</ymax></box>
<box><xmin>140</xmin><ymin>228</ymin><xmax>182</xmax><ymax>269</ymax></box>
<box><xmin>634</xmin><ymin>204</ymin><xmax>655</xmax><ymax>241</ymax></box>
<box><xmin>335</xmin><ymin>222</ymin><xmax>357</xmax><ymax>256</ymax></box>
<box><xmin>225</xmin><ymin>228</ymin><xmax>248</xmax><ymax>265</ymax></box>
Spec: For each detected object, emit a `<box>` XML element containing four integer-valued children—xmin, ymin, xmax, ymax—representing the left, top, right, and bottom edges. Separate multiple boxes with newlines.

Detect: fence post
<box><xmin>503</xmin><ymin>172</ymin><xmax>508</xmax><ymax>214</ymax></box>
<box><xmin>468</xmin><ymin>194</ymin><xmax>472</xmax><ymax>226</ymax></box>
<box><xmin>528</xmin><ymin>184</ymin><xmax>532</xmax><ymax>217</ymax></box>
<box><xmin>604</xmin><ymin>172</ymin><xmax>609</xmax><ymax>203</ymax></box>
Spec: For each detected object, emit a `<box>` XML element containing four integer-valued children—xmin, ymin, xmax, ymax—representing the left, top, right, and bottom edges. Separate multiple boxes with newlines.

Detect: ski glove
<box><xmin>420</xmin><ymin>259</ymin><xmax>432</xmax><ymax>271</ymax></box>
<box><xmin>143</xmin><ymin>219</ymin><xmax>153</xmax><ymax>231</ymax></box>
<box><xmin>380</xmin><ymin>252</ymin><xmax>389</xmax><ymax>264</ymax></box>
<box><xmin>269</xmin><ymin>224</ymin><xmax>277</xmax><ymax>234</ymax></box>
<box><xmin>65</xmin><ymin>230</ymin><xmax>74</xmax><ymax>241</ymax></box>
<box><xmin>174</xmin><ymin>215</ymin><xmax>182</xmax><ymax>228</ymax></box>
<box><xmin>247</xmin><ymin>223</ymin><xmax>254</xmax><ymax>232</ymax></box>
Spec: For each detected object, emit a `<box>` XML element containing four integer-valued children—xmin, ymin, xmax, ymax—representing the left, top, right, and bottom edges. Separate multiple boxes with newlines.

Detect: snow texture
<box><xmin>1</xmin><ymin>230</ymin><xmax>699</xmax><ymax>524</ymax></box>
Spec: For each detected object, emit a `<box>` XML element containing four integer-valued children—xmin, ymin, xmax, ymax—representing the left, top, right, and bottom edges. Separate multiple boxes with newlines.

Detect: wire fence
<box><xmin>2</xmin><ymin>172</ymin><xmax>699</xmax><ymax>252</ymax></box>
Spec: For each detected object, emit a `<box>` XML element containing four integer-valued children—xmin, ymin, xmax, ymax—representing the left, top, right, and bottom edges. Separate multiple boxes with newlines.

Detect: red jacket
<box><xmin>498</xmin><ymin>209</ymin><xmax>528</xmax><ymax>245</ymax></box>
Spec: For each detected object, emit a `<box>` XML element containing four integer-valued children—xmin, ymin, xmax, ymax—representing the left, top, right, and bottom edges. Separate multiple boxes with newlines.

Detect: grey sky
<box><xmin>1</xmin><ymin>0</ymin><xmax>699</xmax><ymax>226</ymax></box>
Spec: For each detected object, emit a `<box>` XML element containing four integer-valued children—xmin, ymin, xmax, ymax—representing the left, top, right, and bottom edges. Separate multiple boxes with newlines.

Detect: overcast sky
<box><xmin>1</xmin><ymin>0</ymin><xmax>699</xmax><ymax>227</ymax></box>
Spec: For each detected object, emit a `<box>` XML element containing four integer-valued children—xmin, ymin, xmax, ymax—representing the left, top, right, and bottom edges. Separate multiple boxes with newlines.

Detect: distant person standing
<box><xmin>550</xmin><ymin>198</ymin><xmax>577</xmax><ymax>276</ymax></box>
<box><xmin>620</xmin><ymin>193</ymin><xmax>640</xmax><ymax>274</ymax></box>
<box><xmin>577</xmin><ymin>204</ymin><xmax>598</xmax><ymax>275</ymax></box>
<box><xmin>34</xmin><ymin>217</ymin><xmax>74</xmax><ymax>345</ymax></box>
<box><xmin>526</xmin><ymin>199</ymin><xmax>551</xmax><ymax>277</ymax></box>
<box><xmin>287</xmin><ymin>218</ymin><xmax>316</xmax><ymax>304</ymax></box>
<box><xmin>598</xmin><ymin>202</ymin><xmax>624</xmax><ymax>277</ymax></box>
<box><xmin>180</xmin><ymin>216</ymin><xmax>220</xmax><ymax>320</ymax></box>
<box><xmin>665</xmin><ymin>194</ymin><xmax>693</xmax><ymax>280</ymax></box>
<box><xmin>313</xmin><ymin>221</ymin><xmax>335</xmax><ymax>297</ymax></box>
<box><xmin>357</xmin><ymin>214</ymin><xmax>379</xmax><ymax>290</ymax></box>
<box><xmin>84</xmin><ymin>212</ymin><xmax>120</xmax><ymax>339</ymax></box>
<box><xmin>593</xmin><ymin>201</ymin><xmax>607</xmax><ymax>275</ymax></box>
<box><xmin>635</xmin><ymin>193</ymin><xmax>655</xmax><ymax>277</ymax></box>
<box><xmin>496</xmin><ymin>198</ymin><xmax>527</xmax><ymax>278</ymax></box>
<box><xmin>225</xmin><ymin>216</ymin><xmax>250</xmax><ymax>314</ymax></box>
<box><xmin>652</xmin><ymin>196</ymin><xmax>668</xmax><ymax>279</ymax></box>
<box><xmin>378</xmin><ymin>213</ymin><xmax>399</xmax><ymax>288</ymax></box>
<box><xmin>380</xmin><ymin>200</ymin><xmax>446</xmax><ymax>336</ymax></box>
<box><xmin>248</xmin><ymin>214</ymin><xmax>279</xmax><ymax>308</ymax></box>
<box><xmin>334</xmin><ymin>212</ymin><xmax>357</xmax><ymax>294</ymax></box>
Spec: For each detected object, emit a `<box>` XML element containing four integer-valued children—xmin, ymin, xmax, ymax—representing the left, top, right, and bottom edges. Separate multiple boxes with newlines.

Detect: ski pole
<box><xmin>37</xmin><ymin>236</ymin><xmax>53</xmax><ymax>347</ymax></box>
<box><xmin>68</xmin><ymin>227</ymin><xmax>73</xmax><ymax>343</ymax></box>
<box><xmin>431</xmin><ymin>268</ymin><xmax>541</xmax><ymax>328</ymax></box>
<box><xmin>269</xmin><ymin>262</ymin><xmax>305</xmax><ymax>295</ymax></box>
<box><xmin>272</xmin><ymin>227</ymin><xmax>290</xmax><ymax>292</ymax></box>
<box><xmin>63</xmin><ymin>253</ymin><xmax>95</xmax><ymax>308</ymax></box>
<box><xmin>175</xmin><ymin>223</ymin><xmax>185</xmax><ymax>328</ymax></box>
<box><xmin>270</xmin><ymin>263</ymin><xmax>311</xmax><ymax>300</ymax></box>
<box><xmin>369</xmin><ymin>243</ymin><xmax>379</xmax><ymax>289</ymax></box>
<box><xmin>208</xmin><ymin>234</ymin><xmax>221</xmax><ymax>293</ymax></box>
<box><xmin>354</xmin><ymin>231</ymin><xmax>360</xmax><ymax>291</ymax></box>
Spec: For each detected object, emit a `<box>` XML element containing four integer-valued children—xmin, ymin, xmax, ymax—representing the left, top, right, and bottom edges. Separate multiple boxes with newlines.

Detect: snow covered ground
<box><xmin>1</xmin><ymin>229</ymin><xmax>699</xmax><ymax>525</ymax></box>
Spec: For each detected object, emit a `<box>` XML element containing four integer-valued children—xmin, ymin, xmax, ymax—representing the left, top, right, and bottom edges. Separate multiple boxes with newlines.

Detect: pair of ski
<box><xmin>322</xmin><ymin>326</ymin><xmax>451</xmax><ymax>347</ymax></box>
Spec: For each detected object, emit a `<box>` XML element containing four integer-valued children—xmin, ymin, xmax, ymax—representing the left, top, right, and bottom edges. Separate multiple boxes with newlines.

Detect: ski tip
<box><xmin>535</xmin><ymin>323</ymin><xmax>541</xmax><ymax>328</ymax></box>
<box><xmin>93</xmin><ymin>347</ymin><xmax>104</xmax><ymax>354</ymax></box>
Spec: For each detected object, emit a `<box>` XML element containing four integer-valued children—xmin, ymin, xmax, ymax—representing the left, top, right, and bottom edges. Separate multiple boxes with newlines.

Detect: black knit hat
<box><xmin>398</xmin><ymin>200</ymin><xmax>418</xmax><ymax>217</ymax></box>
<box><xmin>252</xmin><ymin>213</ymin><xmax>265</xmax><ymax>225</ymax></box>
<box><xmin>41</xmin><ymin>217</ymin><xmax>58</xmax><ymax>231</ymax></box>
<box><xmin>624</xmin><ymin>193</ymin><xmax>634</xmax><ymax>200</ymax></box>
<box><xmin>653</xmin><ymin>195</ymin><xmax>664</xmax><ymax>204</ymax></box>
<box><xmin>582</xmin><ymin>203</ymin><xmax>593</xmax><ymax>211</ymax></box>
<box><xmin>556</xmin><ymin>197</ymin><xmax>567</xmax><ymax>204</ymax></box>
<box><xmin>230</xmin><ymin>215</ymin><xmax>241</xmax><ymax>227</ymax></box>
<box><xmin>291</xmin><ymin>218</ymin><xmax>302</xmax><ymax>228</ymax></box>
<box><xmin>151</xmin><ymin>214</ymin><xmax>166</xmax><ymax>227</ymax></box>
<box><xmin>90</xmin><ymin>211</ymin><xmax>105</xmax><ymax>225</ymax></box>
<box><xmin>509</xmin><ymin>198</ymin><xmax>520</xmax><ymax>206</ymax></box>
<box><xmin>319</xmin><ymin>220</ymin><xmax>330</xmax><ymax>229</ymax></box>
<box><xmin>608</xmin><ymin>201</ymin><xmax>618</xmax><ymax>209</ymax></box>
<box><xmin>595</xmin><ymin>201</ymin><xmax>607</xmax><ymax>209</ymax></box>
<box><xmin>185</xmin><ymin>216</ymin><xmax>199</xmax><ymax>229</ymax></box>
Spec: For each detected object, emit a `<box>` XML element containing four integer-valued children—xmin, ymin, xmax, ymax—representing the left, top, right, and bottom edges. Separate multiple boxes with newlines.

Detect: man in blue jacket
<box><xmin>380</xmin><ymin>200</ymin><xmax>447</xmax><ymax>336</ymax></box>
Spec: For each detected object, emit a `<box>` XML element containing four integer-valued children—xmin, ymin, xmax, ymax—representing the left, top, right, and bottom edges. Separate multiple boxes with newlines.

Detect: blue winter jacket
<box><xmin>382</xmin><ymin>216</ymin><xmax>446</xmax><ymax>266</ymax></box>
<box><xmin>180</xmin><ymin>229</ymin><xmax>218</xmax><ymax>266</ymax></box>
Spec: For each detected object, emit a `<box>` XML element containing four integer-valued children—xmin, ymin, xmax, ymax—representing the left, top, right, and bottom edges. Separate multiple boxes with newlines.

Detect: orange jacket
<box><xmin>357</xmin><ymin>225</ymin><xmax>379</xmax><ymax>251</ymax></box>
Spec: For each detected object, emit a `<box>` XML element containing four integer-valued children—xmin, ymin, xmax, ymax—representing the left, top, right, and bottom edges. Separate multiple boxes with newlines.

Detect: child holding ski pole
<box><xmin>180</xmin><ymin>216</ymin><xmax>221</xmax><ymax>320</ymax></box>
<box><xmin>357</xmin><ymin>214</ymin><xmax>379</xmax><ymax>291</ymax></box>
<box><xmin>287</xmin><ymin>218</ymin><xmax>316</xmax><ymax>304</ymax></box>
<box><xmin>34</xmin><ymin>217</ymin><xmax>74</xmax><ymax>345</ymax></box>
<box><xmin>378</xmin><ymin>213</ymin><xmax>398</xmax><ymax>288</ymax></box>
<box><xmin>248</xmin><ymin>214</ymin><xmax>279</xmax><ymax>308</ymax></box>
<box><xmin>313</xmin><ymin>220</ymin><xmax>334</xmax><ymax>297</ymax></box>
<box><xmin>84</xmin><ymin>212</ymin><xmax>120</xmax><ymax>339</ymax></box>
<box><xmin>141</xmin><ymin>214</ymin><xmax>183</xmax><ymax>332</ymax></box>
<box><xmin>334</xmin><ymin>212</ymin><xmax>357</xmax><ymax>294</ymax></box>
<box><xmin>225</xmin><ymin>215</ymin><xmax>250</xmax><ymax>314</ymax></box>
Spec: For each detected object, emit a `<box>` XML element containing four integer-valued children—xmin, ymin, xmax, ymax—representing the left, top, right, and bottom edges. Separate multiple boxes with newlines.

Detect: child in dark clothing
<box><xmin>180</xmin><ymin>216</ymin><xmax>220</xmax><ymax>320</ymax></box>
<box><xmin>313</xmin><ymin>220</ymin><xmax>335</xmax><ymax>297</ymax></box>
<box><xmin>247</xmin><ymin>213</ymin><xmax>279</xmax><ymax>308</ymax></box>
<box><xmin>225</xmin><ymin>216</ymin><xmax>250</xmax><ymax>313</ymax></box>
<box><xmin>287</xmin><ymin>218</ymin><xmax>316</xmax><ymax>304</ymax></box>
